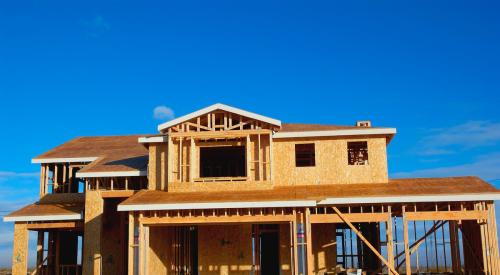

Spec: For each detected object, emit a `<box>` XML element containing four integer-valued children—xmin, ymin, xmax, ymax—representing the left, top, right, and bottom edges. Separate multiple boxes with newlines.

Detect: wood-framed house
<box><xmin>5</xmin><ymin>103</ymin><xmax>500</xmax><ymax>275</ymax></box>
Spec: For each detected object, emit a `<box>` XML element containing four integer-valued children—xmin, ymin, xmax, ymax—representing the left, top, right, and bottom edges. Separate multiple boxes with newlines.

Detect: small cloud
<box><xmin>153</xmin><ymin>106</ymin><xmax>175</xmax><ymax>120</ymax></box>
<box><xmin>81</xmin><ymin>15</ymin><xmax>110</xmax><ymax>37</ymax></box>
<box><xmin>416</xmin><ymin>121</ymin><xmax>500</xmax><ymax>156</ymax></box>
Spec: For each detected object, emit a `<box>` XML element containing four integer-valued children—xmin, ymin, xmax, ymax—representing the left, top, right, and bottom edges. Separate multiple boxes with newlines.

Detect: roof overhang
<box><xmin>138</xmin><ymin>136</ymin><xmax>168</xmax><ymax>144</ymax></box>
<box><xmin>32</xmin><ymin>157</ymin><xmax>98</xmax><ymax>164</ymax></box>
<box><xmin>3</xmin><ymin>213</ymin><xmax>82</xmax><ymax>222</ymax></box>
<box><xmin>76</xmin><ymin>170</ymin><xmax>147</xmax><ymax>178</ymax></box>
<box><xmin>273</xmin><ymin>128</ymin><xmax>397</xmax><ymax>139</ymax></box>
<box><xmin>157</xmin><ymin>103</ymin><xmax>282</xmax><ymax>132</ymax></box>
<box><xmin>318</xmin><ymin>193</ymin><xmax>500</xmax><ymax>205</ymax></box>
<box><xmin>118</xmin><ymin>200</ymin><xmax>317</xmax><ymax>211</ymax></box>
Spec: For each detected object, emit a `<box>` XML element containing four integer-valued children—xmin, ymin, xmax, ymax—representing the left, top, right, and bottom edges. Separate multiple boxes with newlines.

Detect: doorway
<box><xmin>259</xmin><ymin>224</ymin><xmax>280</xmax><ymax>275</ymax></box>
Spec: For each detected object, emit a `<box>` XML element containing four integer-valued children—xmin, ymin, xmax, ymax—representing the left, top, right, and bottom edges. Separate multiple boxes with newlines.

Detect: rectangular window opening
<box><xmin>200</xmin><ymin>146</ymin><xmax>246</xmax><ymax>177</ymax></box>
<box><xmin>295</xmin><ymin>143</ymin><xmax>315</xmax><ymax>167</ymax></box>
<box><xmin>348</xmin><ymin>141</ymin><xmax>369</xmax><ymax>165</ymax></box>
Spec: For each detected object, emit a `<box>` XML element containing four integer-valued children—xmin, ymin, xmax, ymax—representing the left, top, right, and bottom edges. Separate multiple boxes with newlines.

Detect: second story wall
<box><xmin>272</xmin><ymin>136</ymin><xmax>388</xmax><ymax>186</ymax></box>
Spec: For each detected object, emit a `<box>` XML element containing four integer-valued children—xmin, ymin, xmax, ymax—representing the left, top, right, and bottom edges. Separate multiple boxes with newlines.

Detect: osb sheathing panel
<box><xmin>273</xmin><ymin>136</ymin><xmax>388</xmax><ymax>185</ymax></box>
<box><xmin>312</xmin><ymin>224</ymin><xmax>337</xmax><ymax>273</ymax></box>
<box><xmin>148</xmin><ymin>145</ymin><xmax>167</xmax><ymax>190</ymax></box>
<box><xmin>101</xmin><ymin>199</ymin><xmax>126</xmax><ymax>275</ymax></box>
<box><xmin>82</xmin><ymin>191</ymin><xmax>103</xmax><ymax>275</ymax></box>
<box><xmin>148</xmin><ymin>227</ymin><xmax>171</xmax><ymax>274</ymax></box>
<box><xmin>279</xmin><ymin>223</ymin><xmax>292</xmax><ymax>275</ymax></box>
<box><xmin>11</xmin><ymin>223</ymin><xmax>28</xmax><ymax>275</ymax></box>
<box><xmin>198</xmin><ymin>224</ymin><xmax>253</xmax><ymax>274</ymax></box>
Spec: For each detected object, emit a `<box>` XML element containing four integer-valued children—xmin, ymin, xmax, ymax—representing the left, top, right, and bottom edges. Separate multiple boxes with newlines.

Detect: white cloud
<box><xmin>391</xmin><ymin>152</ymin><xmax>500</xmax><ymax>181</ymax></box>
<box><xmin>153</xmin><ymin>106</ymin><xmax>175</xmax><ymax>120</ymax></box>
<box><xmin>0</xmin><ymin>171</ymin><xmax>38</xmax><ymax>181</ymax></box>
<box><xmin>417</xmin><ymin>121</ymin><xmax>500</xmax><ymax>156</ymax></box>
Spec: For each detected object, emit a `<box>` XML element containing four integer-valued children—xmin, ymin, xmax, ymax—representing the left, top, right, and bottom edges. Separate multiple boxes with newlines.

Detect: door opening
<box><xmin>259</xmin><ymin>224</ymin><xmax>280</xmax><ymax>275</ymax></box>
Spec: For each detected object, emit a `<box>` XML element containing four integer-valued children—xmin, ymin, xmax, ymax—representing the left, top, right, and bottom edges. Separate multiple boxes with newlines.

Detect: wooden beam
<box><xmin>128</xmin><ymin>213</ymin><xmax>135</xmax><ymax>275</ymax></box>
<box><xmin>27</xmin><ymin>221</ymin><xmax>83</xmax><ymax>230</ymax></box>
<box><xmin>332</xmin><ymin>207</ymin><xmax>399</xmax><ymax>275</ymax></box>
<box><xmin>170</xmin><ymin>129</ymin><xmax>271</xmax><ymax>138</ymax></box>
<box><xmin>140</xmin><ymin>214</ymin><xmax>295</xmax><ymax>225</ymax></box>
<box><xmin>404</xmin><ymin>210</ymin><xmax>488</xmax><ymax>221</ymax></box>
<box><xmin>36</xmin><ymin>231</ymin><xmax>44</xmax><ymax>274</ymax></box>
<box><xmin>310</xmin><ymin>212</ymin><xmax>388</xmax><ymax>223</ymax></box>
<box><xmin>449</xmin><ymin>221</ymin><xmax>461</xmax><ymax>274</ymax></box>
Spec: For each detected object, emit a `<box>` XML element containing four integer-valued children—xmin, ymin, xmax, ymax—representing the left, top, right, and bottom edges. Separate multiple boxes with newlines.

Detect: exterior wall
<box><xmin>82</xmin><ymin>191</ymin><xmax>103</xmax><ymax>275</ymax></box>
<box><xmin>148</xmin><ymin>227</ymin><xmax>171</xmax><ymax>274</ymax></box>
<box><xmin>102</xmin><ymin>199</ymin><xmax>127</xmax><ymax>274</ymax></box>
<box><xmin>279</xmin><ymin>223</ymin><xmax>293</xmax><ymax>275</ymax></box>
<box><xmin>273</xmin><ymin>136</ymin><xmax>388</xmax><ymax>185</ymax></box>
<box><xmin>312</xmin><ymin>223</ymin><xmax>337</xmax><ymax>274</ymax></box>
<box><xmin>11</xmin><ymin>223</ymin><xmax>28</xmax><ymax>275</ymax></box>
<box><xmin>198</xmin><ymin>224</ymin><xmax>253</xmax><ymax>274</ymax></box>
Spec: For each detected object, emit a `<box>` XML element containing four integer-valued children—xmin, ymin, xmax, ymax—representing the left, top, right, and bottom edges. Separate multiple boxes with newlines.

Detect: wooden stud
<box><xmin>402</xmin><ymin>206</ymin><xmax>411</xmax><ymax>275</ymax></box>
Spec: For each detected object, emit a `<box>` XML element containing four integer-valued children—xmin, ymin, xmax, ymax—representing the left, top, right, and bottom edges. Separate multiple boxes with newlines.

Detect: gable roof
<box><xmin>157</xmin><ymin>103</ymin><xmax>282</xmax><ymax>132</ymax></box>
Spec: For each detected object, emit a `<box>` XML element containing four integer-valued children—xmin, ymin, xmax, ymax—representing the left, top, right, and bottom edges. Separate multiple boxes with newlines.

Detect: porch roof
<box><xmin>118</xmin><ymin>176</ymin><xmax>500</xmax><ymax>211</ymax></box>
<box><xmin>3</xmin><ymin>194</ymin><xmax>84</xmax><ymax>222</ymax></box>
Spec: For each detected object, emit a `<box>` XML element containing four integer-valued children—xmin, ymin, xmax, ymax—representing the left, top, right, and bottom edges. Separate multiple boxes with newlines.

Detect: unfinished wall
<box><xmin>273</xmin><ymin>136</ymin><xmax>388</xmax><ymax>185</ymax></box>
<box><xmin>148</xmin><ymin>227</ymin><xmax>171</xmax><ymax>274</ymax></box>
<box><xmin>198</xmin><ymin>224</ymin><xmax>253</xmax><ymax>274</ymax></box>
<box><xmin>101</xmin><ymin>199</ymin><xmax>127</xmax><ymax>274</ymax></box>
<box><xmin>312</xmin><ymin>224</ymin><xmax>337</xmax><ymax>274</ymax></box>
<box><xmin>82</xmin><ymin>190</ymin><xmax>103</xmax><ymax>275</ymax></box>
<box><xmin>148</xmin><ymin>144</ymin><xmax>167</xmax><ymax>190</ymax></box>
<box><xmin>11</xmin><ymin>222</ymin><xmax>28</xmax><ymax>275</ymax></box>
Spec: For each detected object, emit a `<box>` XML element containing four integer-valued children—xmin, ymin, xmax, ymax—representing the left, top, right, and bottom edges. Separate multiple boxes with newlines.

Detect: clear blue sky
<box><xmin>1</xmin><ymin>0</ymin><xmax>499</xmax><ymax>267</ymax></box>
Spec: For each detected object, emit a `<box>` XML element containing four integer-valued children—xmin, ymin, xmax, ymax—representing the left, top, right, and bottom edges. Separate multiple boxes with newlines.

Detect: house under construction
<box><xmin>5</xmin><ymin>103</ymin><xmax>500</xmax><ymax>275</ymax></box>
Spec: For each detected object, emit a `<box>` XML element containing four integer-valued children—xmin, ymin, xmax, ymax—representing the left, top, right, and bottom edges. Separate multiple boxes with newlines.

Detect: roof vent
<box><xmin>356</xmin><ymin>120</ymin><xmax>371</xmax><ymax>127</ymax></box>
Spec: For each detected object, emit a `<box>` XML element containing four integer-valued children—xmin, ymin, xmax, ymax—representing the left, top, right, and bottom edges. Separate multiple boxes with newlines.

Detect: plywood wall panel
<box><xmin>273</xmin><ymin>136</ymin><xmax>388</xmax><ymax>185</ymax></box>
<box><xmin>198</xmin><ymin>224</ymin><xmax>253</xmax><ymax>274</ymax></box>
<box><xmin>82</xmin><ymin>191</ymin><xmax>104</xmax><ymax>275</ymax></box>
<box><xmin>11</xmin><ymin>222</ymin><xmax>28</xmax><ymax>275</ymax></box>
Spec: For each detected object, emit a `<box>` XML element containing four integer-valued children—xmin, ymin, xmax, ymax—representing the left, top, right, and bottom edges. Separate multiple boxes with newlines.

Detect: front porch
<box><xmin>126</xmin><ymin>201</ymin><xmax>500</xmax><ymax>275</ymax></box>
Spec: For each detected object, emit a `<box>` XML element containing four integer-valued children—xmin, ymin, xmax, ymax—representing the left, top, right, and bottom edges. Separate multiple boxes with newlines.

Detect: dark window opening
<box><xmin>348</xmin><ymin>141</ymin><xmax>369</xmax><ymax>165</ymax></box>
<box><xmin>295</xmin><ymin>143</ymin><xmax>315</xmax><ymax>167</ymax></box>
<box><xmin>200</xmin><ymin>146</ymin><xmax>246</xmax><ymax>177</ymax></box>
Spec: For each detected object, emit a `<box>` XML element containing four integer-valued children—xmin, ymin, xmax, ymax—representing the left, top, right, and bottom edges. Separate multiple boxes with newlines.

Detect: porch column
<box><xmin>304</xmin><ymin>208</ymin><xmax>314</xmax><ymax>275</ymax></box>
<box><xmin>11</xmin><ymin>222</ymin><xmax>29</xmax><ymax>275</ymax></box>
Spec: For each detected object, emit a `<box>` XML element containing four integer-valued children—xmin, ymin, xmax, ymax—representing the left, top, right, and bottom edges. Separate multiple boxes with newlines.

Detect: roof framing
<box><xmin>157</xmin><ymin>103</ymin><xmax>282</xmax><ymax>132</ymax></box>
<box><xmin>3</xmin><ymin>213</ymin><xmax>82</xmax><ymax>222</ymax></box>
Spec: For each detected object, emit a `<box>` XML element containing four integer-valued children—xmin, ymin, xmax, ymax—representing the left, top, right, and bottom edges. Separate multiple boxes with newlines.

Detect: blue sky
<box><xmin>1</xmin><ymin>0</ymin><xmax>499</xmax><ymax>267</ymax></box>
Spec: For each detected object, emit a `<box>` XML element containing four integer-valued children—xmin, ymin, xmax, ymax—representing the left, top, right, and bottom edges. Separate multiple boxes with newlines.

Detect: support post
<box><xmin>402</xmin><ymin>206</ymin><xmax>411</xmax><ymax>275</ymax></box>
<box><xmin>449</xmin><ymin>221</ymin><xmax>461</xmax><ymax>274</ymax></box>
<box><xmin>11</xmin><ymin>222</ymin><xmax>28</xmax><ymax>275</ymax></box>
<box><xmin>386</xmin><ymin>206</ymin><xmax>395</xmax><ymax>273</ymax></box>
<box><xmin>305</xmin><ymin>208</ymin><xmax>314</xmax><ymax>275</ymax></box>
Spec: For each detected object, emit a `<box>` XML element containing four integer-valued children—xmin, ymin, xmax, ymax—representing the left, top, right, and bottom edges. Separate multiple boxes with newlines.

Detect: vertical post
<box><xmin>402</xmin><ymin>206</ymin><xmax>411</xmax><ymax>275</ymax></box>
<box><xmin>39</xmin><ymin>164</ymin><xmax>46</xmax><ymax>197</ymax></box>
<box><xmin>487</xmin><ymin>202</ymin><xmax>500</xmax><ymax>274</ymax></box>
<box><xmin>167</xmin><ymin>136</ymin><xmax>173</xmax><ymax>184</ymax></box>
<box><xmin>449</xmin><ymin>221</ymin><xmax>461</xmax><ymax>274</ymax></box>
<box><xmin>292</xmin><ymin>210</ymin><xmax>299</xmax><ymax>275</ymax></box>
<box><xmin>36</xmin><ymin>231</ymin><xmax>44</xmax><ymax>274</ymax></box>
<box><xmin>179</xmin><ymin>138</ymin><xmax>183</xmax><ymax>182</ymax></box>
<box><xmin>190</xmin><ymin>138</ymin><xmax>195</xmax><ymax>182</ymax></box>
<box><xmin>128</xmin><ymin>213</ymin><xmax>134</xmax><ymax>275</ymax></box>
<box><xmin>246</xmin><ymin>135</ymin><xmax>251</xmax><ymax>180</ymax></box>
<box><xmin>11</xmin><ymin>223</ymin><xmax>28</xmax><ymax>275</ymax></box>
<box><xmin>386</xmin><ymin>206</ymin><xmax>395</xmax><ymax>274</ymax></box>
<box><xmin>138</xmin><ymin>214</ymin><xmax>144</xmax><ymax>275</ymax></box>
<box><xmin>305</xmin><ymin>208</ymin><xmax>314</xmax><ymax>275</ymax></box>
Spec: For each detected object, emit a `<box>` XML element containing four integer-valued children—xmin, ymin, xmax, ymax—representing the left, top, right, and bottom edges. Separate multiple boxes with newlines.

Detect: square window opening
<box><xmin>295</xmin><ymin>143</ymin><xmax>315</xmax><ymax>167</ymax></box>
<box><xmin>200</xmin><ymin>146</ymin><xmax>246</xmax><ymax>178</ymax></box>
<box><xmin>348</xmin><ymin>141</ymin><xmax>368</xmax><ymax>165</ymax></box>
